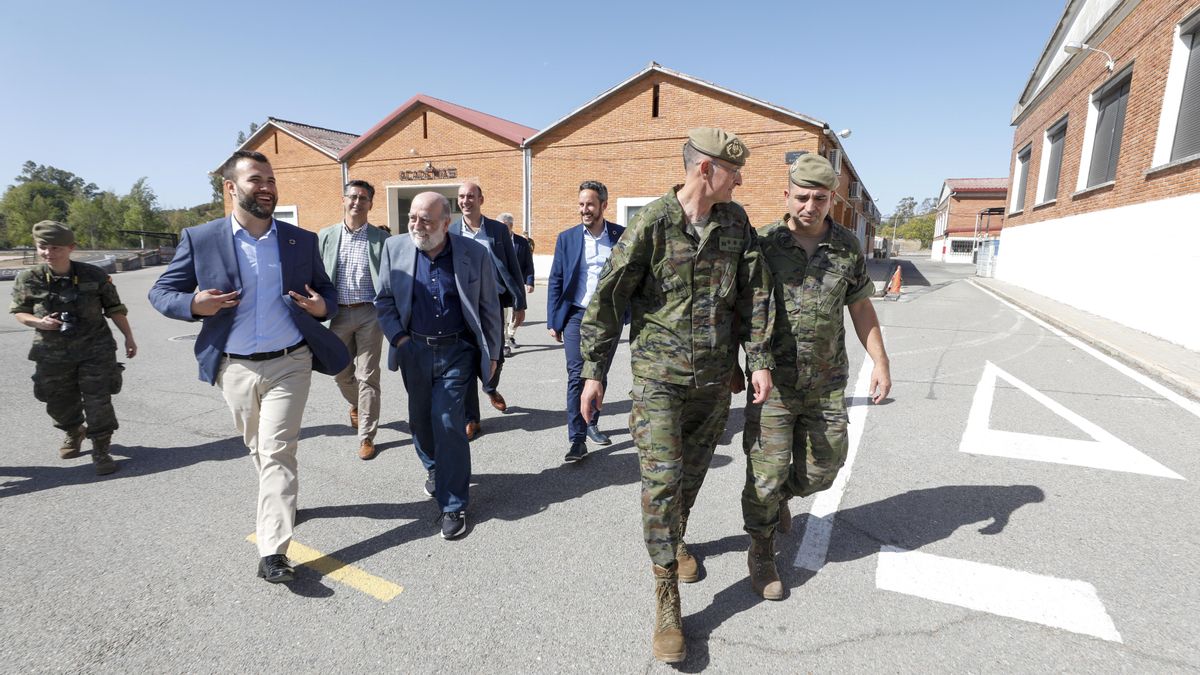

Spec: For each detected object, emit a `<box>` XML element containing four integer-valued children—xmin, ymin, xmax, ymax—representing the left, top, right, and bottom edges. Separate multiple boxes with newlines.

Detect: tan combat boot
<box><xmin>652</xmin><ymin>564</ymin><xmax>686</xmax><ymax>663</ymax></box>
<box><xmin>748</xmin><ymin>534</ymin><xmax>784</xmax><ymax>600</ymax></box>
<box><xmin>59</xmin><ymin>424</ymin><xmax>86</xmax><ymax>459</ymax></box>
<box><xmin>675</xmin><ymin>512</ymin><xmax>699</xmax><ymax>583</ymax></box>
<box><xmin>91</xmin><ymin>435</ymin><xmax>117</xmax><ymax>476</ymax></box>
<box><xmin>777</xmin><ymin>497</ymin><xmax>792</xmax><ymax>535</ymax></box>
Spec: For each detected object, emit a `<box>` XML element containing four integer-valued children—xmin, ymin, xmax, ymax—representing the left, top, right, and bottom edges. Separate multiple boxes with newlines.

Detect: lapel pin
<box><xmin>289</xmin><ymin>238</ymin><xmax>296</xmax><ymax>245</ymax></box>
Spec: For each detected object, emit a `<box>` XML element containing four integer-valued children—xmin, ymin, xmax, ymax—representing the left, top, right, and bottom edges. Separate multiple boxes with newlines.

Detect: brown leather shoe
<box><xmin>349</xmin><ymin>407</ymin><xmax>359</xmax><ymax>429</ymax></box>
<box><xmin>358</xmin><ymin>438</ymin><xmax>376</xmax><ymax>460</ymax></box>
<box><xmin>487</xmin><ymin>391</ymin><xmax>507</xmax><ymax>412</ymax></box>
<box><xmin>465</xmin><ymin>421</ymin><xmax>481</xmax><ymax>441</ymax></box>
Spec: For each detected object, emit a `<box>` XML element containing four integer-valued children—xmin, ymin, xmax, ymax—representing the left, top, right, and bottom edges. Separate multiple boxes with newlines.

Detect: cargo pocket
<box><xmin>32</xmin><ymin>374</ymin><xmax>49</xmax><ymax>402</ymax></box>
<box><xmin>109</xmin><ymin>363</ymin><xmax>125</xmax><ymax>395</ymax></box>
<box><xmin>816</xmin><ymin>272</ymin><xmax>849</xmax><ymax>314</ymax></box>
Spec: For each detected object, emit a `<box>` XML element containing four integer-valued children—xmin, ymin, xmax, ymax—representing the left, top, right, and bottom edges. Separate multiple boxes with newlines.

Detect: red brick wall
<box><xmin>346</xmin><ymin>106</ymin><xmax>524</xmax><ymax>231</ymax></box>
<box><xmin>943</xmin><ymin>194</ymin><xmax>1008</xmax><ymax>237</ymax></box>
<box><xmin>224</xmin><ymin>128</ymin><xmax>344</xmax><ymax>232</ymax></box>
<box><xmin>528</xmin><ymin>73</ymin><xmax>865</xmax><ymax>254</ymax></box>
<box><xmin>1007</xmin><ymin>0</ymin><xmax>1200</xmax><ymax>228</ymax></box>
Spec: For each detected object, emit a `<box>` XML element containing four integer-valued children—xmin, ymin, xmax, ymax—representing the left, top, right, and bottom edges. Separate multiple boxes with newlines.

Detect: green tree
<box><xmin>16</xmin><ymin>161</ymin><xmax>99</xmax><ymax>198</ymax></box>
<box><xmin>66</xmin><ymin>191</ymin><xmax>125</xmax><ymax>248</ymax></box>
<box><xmin>897</xmin><ymin>212</ymin><xmax>936</xmax><ymax>249</ymax></box>
<box><xmin>0</xmin><ymin>181</ymin><xmax>72</xmax><ymax>246</ymax></box>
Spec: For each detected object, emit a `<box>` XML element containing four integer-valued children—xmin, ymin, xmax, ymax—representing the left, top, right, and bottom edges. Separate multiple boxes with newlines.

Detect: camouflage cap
<box><xmin>789</xmin><ymin>153</ymin><xmax>839</xmax><ymax>190</ymax></box>
<box><xmin>32</xmin><ymin>220</ymin><xmax>75</xmax><ymax>246</ymax></box>
<box><xmin>686</xmin><ymin>127</ymin><xmax>750</xmax><ymax>167</ymax></box>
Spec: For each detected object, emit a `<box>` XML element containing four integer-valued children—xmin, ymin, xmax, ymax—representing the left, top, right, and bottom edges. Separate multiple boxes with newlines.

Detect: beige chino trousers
<box><xmin>218</xmin><ymin>346</ymin><xmax>313</xmax><ymax>557</ymax></box>
<box><xmin>329</xmin><ymin>304</ymin><xmax>383</xmax><ymax>440</ymax></box>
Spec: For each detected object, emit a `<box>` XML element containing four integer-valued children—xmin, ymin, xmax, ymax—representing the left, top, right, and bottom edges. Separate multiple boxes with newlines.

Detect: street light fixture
<box><xmin>1063</xmin><ymin>40</ymin><xmax>1115</xmax><ymax>71</ymax></box>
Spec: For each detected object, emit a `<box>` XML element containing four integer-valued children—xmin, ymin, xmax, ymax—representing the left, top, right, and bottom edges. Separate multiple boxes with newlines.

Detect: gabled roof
<box><xmin>234</xmin><ymin>117</ymin><xmax>359</xmax><ymax>160</ymax></box>
<box><xmin>945</xmin><ymin>178</ymin><xmax>1009</xmax><ymax>192</ymax></box>
<box><xmin>525</xmin><ymin>62</ymin><xmax>827</xmax><ymax>146</ymax></box>
<box><xmin>339</xmin><ymin>94</ymin><xmax>536</xmax><ymax>160</ymax></box>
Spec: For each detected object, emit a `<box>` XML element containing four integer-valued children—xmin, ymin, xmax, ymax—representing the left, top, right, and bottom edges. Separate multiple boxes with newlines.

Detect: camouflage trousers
<box><xmin>630</xmin><ymin>375</ymin><xmax>731</xmax><ymax>568</ymax></box>
<box><xmin>31</xmin><ymin>355</ymin><xmax>123</xmax><ymax>440</ymax></box>
<box><xmin>742</xmin><ymin>386</ymin><xmax>847</xmax><ymax>537</ymax></box>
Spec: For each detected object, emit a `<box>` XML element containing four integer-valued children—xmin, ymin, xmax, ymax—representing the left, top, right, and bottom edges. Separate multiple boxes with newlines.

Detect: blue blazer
<box><xmin>450</xmin><ymin>216</ymin><xmax>527</xmax><ymax>311</ymax></box>
<box><xmin>546</xmin><ymin>220</ymin><xmax>625</xmax><ymax>333</ymax></box>
<box><xmin>374</xmin><ymin>233</ymin><xmax>501</xmax><ymax>379</ymax></box>
<box><xmin>513</xmin><ymin>234</ymin><xmax>534</xmax><ymax>287</ymax></box>
<box><xmin>148</xmin><ymin>217</ymin><xmax>351</xmax><ymax>384</ymax></box>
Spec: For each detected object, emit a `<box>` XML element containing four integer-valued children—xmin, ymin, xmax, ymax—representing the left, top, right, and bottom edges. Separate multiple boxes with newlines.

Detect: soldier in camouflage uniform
<box><xmin>739</xmin><ymin>154</ymin><xmax>891</xmax><ymax>600</ymax></box>
<box><xmin>579</xmin><ymin>128</ymin><xmax>775</xmax><ymax>663</ymax></box>
<box><xmin>9</xmin><ymin>220</ymin><xmax>138</xmax><ymax>475</ymax></box>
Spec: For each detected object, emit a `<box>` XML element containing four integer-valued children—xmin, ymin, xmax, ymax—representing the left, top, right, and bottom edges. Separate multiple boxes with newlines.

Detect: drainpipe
<box><xmin>340</xmin><ymin>161</ymin><xmax>348</xmax><ymax>186</ymax></box>
<box><xmin>522</xmin><ymin>145</ymin><xmax>532</xmax><ymax>238</ymax></box>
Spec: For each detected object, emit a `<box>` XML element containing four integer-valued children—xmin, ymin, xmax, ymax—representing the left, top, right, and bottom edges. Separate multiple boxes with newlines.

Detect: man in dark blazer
<box><xmin>375</xmin><ymin>192</ymin><xmax>501</xmax><ymax>539</ymax></box>
<box><xmin>546</xmin><ymin>180</ymin><xmax>625</xmax><ymax>462</ymax></box>
<box><xmin>149</xmin><ymin>151</ymin><xmax>349</xmax><ymax>584</ymax></box>
<box><xmin>318</xmin><ymin>179</ymin><xmax>390</xmax><ymax>460</ymax></box>
<box><xmin>497</xmin><ymin>212</ymin><xmax>535</xmax><ymax>356</ymax></box>
<box><xmin>451</xmin><ymin>182</ymin><xmax>526</xmax><ymax>440</ymax></box>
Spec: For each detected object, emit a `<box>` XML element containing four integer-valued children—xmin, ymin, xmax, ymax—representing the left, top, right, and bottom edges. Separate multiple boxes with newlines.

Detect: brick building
<box><xmin>224</xmin><ymin>64</ymin><xmax>880</xmax><ymax>257</ymax></box>
<box><xmin>1003</xmin><ymin>0</ymin><xmax>1200</xmax><ymax>349</ymax></box>
<box><xmin>931</xmin><ymin>178</ymin><xmax>1008</xmax><ymax>263</ymax></box>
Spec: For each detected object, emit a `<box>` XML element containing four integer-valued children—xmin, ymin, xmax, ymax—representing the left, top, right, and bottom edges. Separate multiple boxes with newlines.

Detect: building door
<box><xmin>387</xmin><ymin>185</ymin><xmax>462</xmax><ymax>233</ymax></box>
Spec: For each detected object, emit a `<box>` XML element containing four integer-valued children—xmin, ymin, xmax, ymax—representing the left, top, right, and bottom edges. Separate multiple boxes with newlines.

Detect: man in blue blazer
<box><xmin>546</xmin><ymin>180</ymin><xmax>625</xmax><ymax>462</ymax></box>
<box><xmin>376</xmin><ymin>191</ymin><xmax>501</xmax><ymax>539</ymax></box>
<box><xmin>452</xmin><ymin>182</ymin><xmax>526</xmax><ymax>439</ymax></box>
<box><xmin>318</xmin><ymin>179</ymin><xmax>391</xmax><ymax>460</ymax></box>
<box><xmin>149</xmin><ymin>151</ymin><xmax>349</xmax><ymax>584</ymax></box>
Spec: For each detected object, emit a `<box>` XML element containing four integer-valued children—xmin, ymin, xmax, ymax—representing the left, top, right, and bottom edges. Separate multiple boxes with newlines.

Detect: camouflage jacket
<box><xmin>9</xmin><ymin>261</ymin><xmax>126</xmax><ymax>362</ymax></box>
<box><xmin>580</xmin><ymin>186</ymin><xmax>774</xmax><ymax>387</ymax></box>
<box><xmin>757</xmin><ymin>215</ymin><xmax>874</xmax><ymax>393</ymax></box>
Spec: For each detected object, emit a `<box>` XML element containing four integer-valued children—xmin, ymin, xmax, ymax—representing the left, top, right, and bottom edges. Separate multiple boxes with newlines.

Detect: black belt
<box><xmin>339</xmin><ymin>302</ymin><xmax>372</xmax><ymax>308</ymax></box>
<box><xmin>225</xmin><ymin>340</ymin><xmax>307</xmax><ymax>361</ymax></box>
<box><xmin>410</xmin><ymin>331</ymin><xmax>469</xmax><ymax>347</ymax></box>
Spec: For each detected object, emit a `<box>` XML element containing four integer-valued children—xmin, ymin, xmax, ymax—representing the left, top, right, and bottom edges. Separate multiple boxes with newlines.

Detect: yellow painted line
<box><xmin>247</xmin><ymin>534</ymin><xmax>403</xmax><ymax>602</ymax></box>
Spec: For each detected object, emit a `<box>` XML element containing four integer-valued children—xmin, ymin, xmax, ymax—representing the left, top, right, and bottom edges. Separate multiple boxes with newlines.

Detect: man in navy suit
<box><xmin>149</xmin><ymin>151</ymin><xmax>349</xmax><ymax>584</ymax></box>
<box><xmin>496</xmin><ymin>212</ymin><xmax>535</xmax><ymax>357</ymax></box>
<box><xmin>546</xmin><ymin>180</ymin><xmax>624</xmax><ymax>462</ymax></box>
<box><xmin>375</xmin><ymin>192</ymin><xmax>501</xmax><ymax>539</ymax></box>
<box><xmin>451</xmin><ymin>182</ymin><xmax>526</xmax><ymax>440</ymax></box>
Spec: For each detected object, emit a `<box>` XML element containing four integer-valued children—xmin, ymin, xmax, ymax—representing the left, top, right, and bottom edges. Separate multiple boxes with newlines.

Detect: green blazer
<box><xmin>317</xmin><ymin>222</ymin><xmax>390</xmax><ymax>293</ymax></box>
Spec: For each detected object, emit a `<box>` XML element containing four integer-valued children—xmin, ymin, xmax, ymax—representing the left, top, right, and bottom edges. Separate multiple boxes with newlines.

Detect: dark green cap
<box><xmin>686</xmin><ymin>127</ymin><xmax>750</xmax><ymax>166</ymax></box>
<box><xmin>789</xmin><ymin>153</ymin><xmax>838</xmax><ymax>190</ymax></box>
<box><xmin>32</xmin><ymin>220</ymin><xmax>75</xmax><ymax>246</ymax></box>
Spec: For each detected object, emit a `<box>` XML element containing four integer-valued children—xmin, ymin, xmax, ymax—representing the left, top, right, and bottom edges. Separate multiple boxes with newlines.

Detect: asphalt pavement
<box><xmin>1</xmin><ymin>258</ymin><xmax>1197</xmax><ymax>672</ymax></box>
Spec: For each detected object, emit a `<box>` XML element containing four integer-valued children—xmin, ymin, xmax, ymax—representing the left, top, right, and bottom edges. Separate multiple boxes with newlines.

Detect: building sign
<box><xmin>784</xmin><ymin>150</ymin><xmax>809</xmax><ymax>164</ymax></box>
<box><xmin>399</xmin><ymin>167</ymin><xmax>457</xmax><ymax>180</ymax></box>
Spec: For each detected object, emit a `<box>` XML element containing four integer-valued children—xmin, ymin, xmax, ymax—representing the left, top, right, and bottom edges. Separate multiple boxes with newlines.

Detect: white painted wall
<box><xmin>995</xmin><ymin>192</ymin><xmax>1200</xmax><ymax>350</ymax></box>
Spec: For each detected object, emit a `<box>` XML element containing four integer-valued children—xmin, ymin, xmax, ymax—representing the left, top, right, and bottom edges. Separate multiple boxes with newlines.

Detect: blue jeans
<box><xmin>398</xmin><ymin>336</ymin><xmax>476</xmax><ymax>513</ymax></box>
<box><xmin>564</xmin><ymin>304</ymin><xmax>615</xmax><ymax>443</ymax></box>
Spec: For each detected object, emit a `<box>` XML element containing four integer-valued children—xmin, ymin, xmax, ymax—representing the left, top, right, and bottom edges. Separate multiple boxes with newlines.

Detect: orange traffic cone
<box><xmin>887</xmin><ymin>265</ymin><xmax>902</xmax><ymax>295</ymax></box>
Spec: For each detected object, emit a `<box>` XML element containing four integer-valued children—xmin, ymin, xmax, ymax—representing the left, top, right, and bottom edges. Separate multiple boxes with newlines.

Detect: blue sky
<box><xmin>0</xmin><ymin>0</ymin><xmax>1065</xmax><ymax>215</ymax></box>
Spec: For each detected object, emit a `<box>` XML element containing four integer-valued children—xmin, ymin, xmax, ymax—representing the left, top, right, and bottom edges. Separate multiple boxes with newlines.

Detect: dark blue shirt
<box><xmin>411</xmin><ymin>237</ymin><xmax>466</xmax><ymax>336</ymax></box>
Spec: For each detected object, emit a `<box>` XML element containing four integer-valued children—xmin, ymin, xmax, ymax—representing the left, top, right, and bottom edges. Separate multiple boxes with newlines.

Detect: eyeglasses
<box><xmin>712</xmin><ymin>160</ymin><xmax>742</xmax><ymax>177</ymax></box>
<box><xmin>345</xmin><ymin>195</ymin><xmax>372</xmax><ymax>203</ymax></box>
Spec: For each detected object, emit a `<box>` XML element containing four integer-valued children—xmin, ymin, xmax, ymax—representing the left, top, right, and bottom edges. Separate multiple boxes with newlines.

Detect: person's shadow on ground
<box><xmin>674</xmin><ymin>484</ymin><xmax>1046</xmax><ymax>671</ymax></box>
<box><xmin>0</xmin><ymin>437</ymin><xmax>246</xmax><ymax>498</ymax></box>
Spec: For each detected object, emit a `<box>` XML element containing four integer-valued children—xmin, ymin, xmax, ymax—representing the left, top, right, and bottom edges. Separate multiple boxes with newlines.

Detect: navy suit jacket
<box><xmin>148</xmin><ymin>217</ymin><xmax>351</xmax><ymax>384</ymax></box>
<box><xmin>546</xmin><ymin>220</ymin><xmax>625</xmax><ymax>333</ymax></box>
<box><xmin>374</xmin><ymin>233</ymin><xmax>501</xmax><ymax>379</ymax></box>
<box><xmin>513</xmin><ymin>234</ymin><xmax>534</xmax><ymax>287</ymax></box>
<box><xmin>450</xmin><ymin>215</ymin><xmax>527</xmax><ymax>311</ymax></box>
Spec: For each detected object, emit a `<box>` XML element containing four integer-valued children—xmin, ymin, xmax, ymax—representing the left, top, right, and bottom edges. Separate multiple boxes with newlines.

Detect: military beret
<box><xmin>686</xmin><ymin>127</ymin><xmax>750</xmax><ymax>167</ymax></box>
<box><xmin>32</xmin><ymin>220</ymin><xmax>75</xmax><ymax>246</ymax></box>
<box><xmin>789</xmin><ymin>153</ymin><xmax>839</xmax><ymax>190</ymax></box>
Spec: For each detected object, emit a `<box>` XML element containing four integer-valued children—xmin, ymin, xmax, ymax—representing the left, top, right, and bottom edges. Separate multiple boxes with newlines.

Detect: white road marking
<box><xmin>962</xmin><ymin>362</ymin><xmax>1184</xmax><ymax>479</ymax></box>
<box><xmin>970</xmin><ymin>280</ymin><xmax>1200</xmax><ymax>419</ymax></box>
<box><xmin>876</xmin><ymin>547</ymin><xmax>1122</xmax><ymax>642</ymax></box>
<box><xmin>793</xmin><ymin>358</ymin><xmax>873</xmax><ymax>571</ymax></box>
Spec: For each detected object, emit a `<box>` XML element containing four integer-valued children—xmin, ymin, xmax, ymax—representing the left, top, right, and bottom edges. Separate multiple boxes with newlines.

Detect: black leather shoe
<box><xmin>564</xmin><ymin>441</ymin><xmax>588</xmax><ymax>463</ymax></box>
<box><xmin>585</xmin><ymin>425</ymin><xmax>611</xmax><ymax>445</ymax></box>
<box><xmin>257</xmin><ymin>554</ymin><xmax>295</xmax><ymax>583</ymax></box>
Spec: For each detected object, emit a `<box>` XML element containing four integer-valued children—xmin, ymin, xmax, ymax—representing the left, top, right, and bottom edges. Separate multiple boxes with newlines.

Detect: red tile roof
<box><xmin>268</xmin><ymin>118</ymin><xmax>359</xmax><ymax>157</ymax></box>
<box><xmin>339</xmin><ymin>94</ymin><xmax>536</xmax><ymax>160</ymax></box>
<box><xmin>945</xmin><ymin>178</ymin><xmax>1009</xmax><ymax>192</ymax></box>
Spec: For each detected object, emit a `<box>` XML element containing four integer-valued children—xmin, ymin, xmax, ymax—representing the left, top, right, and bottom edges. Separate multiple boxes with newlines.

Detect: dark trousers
<box><xmin>465</xmin><ymin>311</ymin><xmax>505</xmax><ymax>424</ymax></box>
<box><xmin>563</xmin><ymin>304</ymin><xmax>615</xmax><ymax>442</ymax></box>
<box><xmin>398</xmin><ymin>336</ymin><xmax>476</xmax><ymax>513</ymax></box>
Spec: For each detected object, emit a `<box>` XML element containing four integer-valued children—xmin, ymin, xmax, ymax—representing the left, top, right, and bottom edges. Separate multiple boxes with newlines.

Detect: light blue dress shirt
<box><xmin>224</xmin><ymin>216</ymin><xmax>304</xmax><ymax>355</ymax></box>
<box><xmin>572</xmin><ymin>225</ymin><xmax>612</xmax><ymax>309</ymax></box>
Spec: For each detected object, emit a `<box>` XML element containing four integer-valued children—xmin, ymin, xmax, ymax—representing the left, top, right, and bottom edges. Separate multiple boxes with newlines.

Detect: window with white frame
<box><xmin>1038</xmin><ymin>117</ymin><xmax>1068</xmax><ymax>204</ymax></box>
<box><xmin>1083</xmin><ymin>72</ymin><xmax>1132</xmax><ymax>188</ymax></box>
<box><xmin>274</xmin><ymin>205</ymin><xmax>298</xmax><ymax>226</ymax></box>
<box><xmin>1155</xmin><ymin>9</ymin><xmax>1200</xmax><ymax>164</ymax></box>
<box><xmin>1011</xmin><ymin>144</ymin><xmax>1032</xmax><ymax>213</ymax></box>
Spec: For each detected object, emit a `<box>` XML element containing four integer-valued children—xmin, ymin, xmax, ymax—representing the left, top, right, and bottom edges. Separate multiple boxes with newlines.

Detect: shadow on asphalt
<box><xmin>676</xmin><ymin>484</ymin><xmax>1046</xmax><ymax>671</ymax></box>
<box><xmin>0</xmin><ymin>437</ymin><xmax>245</xmax><ymax>498</ymax></box>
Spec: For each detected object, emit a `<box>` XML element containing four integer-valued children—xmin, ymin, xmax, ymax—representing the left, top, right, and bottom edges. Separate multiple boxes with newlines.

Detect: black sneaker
<box><xmin>424</xmin><ymin>469</ymin><xmax>435</xmax><ymax>498</ymax></box>
<box><xmin>440</xmin><ymin>511</ymin><xmax>467</xmax><ymax>539</ymax></box>
<box><xmin>564</xmin><ymin>441</ymin><xmax>588</xmax><ymax>463</ymax></box>
<box><xmin>585</xmin><ymin>425</ymin><xmax>612</xmax><ymax>445</ymax></box>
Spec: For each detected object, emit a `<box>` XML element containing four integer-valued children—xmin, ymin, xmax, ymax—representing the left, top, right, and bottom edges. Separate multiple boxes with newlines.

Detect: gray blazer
<box><xmin>317</xmin><ymin>222</ymin><xmax>390</xmax><ymax>293</ymax></box>
<box><xmin>374</xmin><ymin>233</ymin><xmax>501</xmax><ymax>379</ymax></box>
